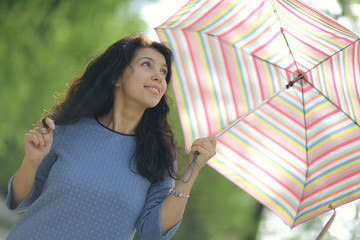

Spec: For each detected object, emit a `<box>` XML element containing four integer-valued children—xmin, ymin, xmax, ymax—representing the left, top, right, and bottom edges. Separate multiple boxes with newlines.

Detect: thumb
<box><xmin>42</xmin><ymin>118</ymin><xmax>55</xmax><ymax>130</ymax></box>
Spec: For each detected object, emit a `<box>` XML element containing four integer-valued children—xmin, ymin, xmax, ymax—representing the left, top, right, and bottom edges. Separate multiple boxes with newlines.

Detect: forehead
<box><xmin>133</xmin><ymin>48</ymin><xmax>166</xmax><ymax>64</ymax></box>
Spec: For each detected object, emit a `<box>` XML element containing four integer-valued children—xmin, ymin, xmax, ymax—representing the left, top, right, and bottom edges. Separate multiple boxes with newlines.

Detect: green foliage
<box><xmin>0</xmin><ymin>0</ymin><xmax>148</xmax><ymax>193</ymax></box>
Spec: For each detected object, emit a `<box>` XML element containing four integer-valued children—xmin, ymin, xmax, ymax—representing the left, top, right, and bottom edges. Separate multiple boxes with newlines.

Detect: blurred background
<box><xmin>1</xmin><ymin>0</ymin><xmax>360</xmax><ymax>239</ymax></box>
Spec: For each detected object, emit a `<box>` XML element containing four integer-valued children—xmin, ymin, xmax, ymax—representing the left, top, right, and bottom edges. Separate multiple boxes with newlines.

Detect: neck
<box><xmin>98</xmin><ymin>107</ymin><xmax>144</xmax><ymax>135</ymax></box>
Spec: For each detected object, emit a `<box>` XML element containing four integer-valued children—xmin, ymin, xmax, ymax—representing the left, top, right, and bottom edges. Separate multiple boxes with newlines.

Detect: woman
<box><xmin>6</xmin><ymin>34</ymin><xmax>217</xmax><ymax>240</ymax></box>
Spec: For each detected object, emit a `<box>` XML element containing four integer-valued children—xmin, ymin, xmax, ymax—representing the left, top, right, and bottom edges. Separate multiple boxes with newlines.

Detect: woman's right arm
<box><xmin>10</xmin><ymin>118</ymin><xmax>55</xmax><ymax>208</ymax></box>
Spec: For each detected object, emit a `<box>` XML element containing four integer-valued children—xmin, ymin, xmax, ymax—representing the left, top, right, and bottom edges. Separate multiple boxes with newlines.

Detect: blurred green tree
<box><xmin>0</xmin><ymin>0</ymin><xmax>150</xmax><ymax>193</ymax></box>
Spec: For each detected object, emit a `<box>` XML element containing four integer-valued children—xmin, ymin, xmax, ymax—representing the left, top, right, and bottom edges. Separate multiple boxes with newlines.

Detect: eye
<box><xmin>142</xmin><ymin>61</ymin><xmax>151</xmax><ymax>68</ymax></box>
<box><xmin>160</xmin><ymin>68</ymin><xmax>168</xmax><ymax>76</ymax></box>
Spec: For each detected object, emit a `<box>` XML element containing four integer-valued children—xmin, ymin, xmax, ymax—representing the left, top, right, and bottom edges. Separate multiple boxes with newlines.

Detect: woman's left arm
<box><xmin>160</xmin><ymin>135</ymin><xmax>217</xmax><ymax>235</ymax></box>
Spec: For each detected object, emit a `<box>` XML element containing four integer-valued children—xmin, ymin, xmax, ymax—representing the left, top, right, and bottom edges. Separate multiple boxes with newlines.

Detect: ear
<box><xmin>114</xmin><ymin>78</ymin><xmax>121</xmax><ymax>87</ymax></box>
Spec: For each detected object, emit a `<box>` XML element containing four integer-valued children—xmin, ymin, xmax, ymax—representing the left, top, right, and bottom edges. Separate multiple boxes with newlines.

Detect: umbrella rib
<box><xmin>210</xmin><ymin>34</ymin><xmax>296</xmax><ymax>75</ymax></box>
<box><xmin>300</xmin><ymin>77</ymin><xmax>360</xmax><ymax>126</ymax></box>
<box><xmin>216</xmin><ymin>75</ymin><xmax>303</xmax><ymax>138</ymax></box>
<box><xmin>270</xmin><ymin>0</ymin><xmax>301</xmax><ymax>74</ymax></box>
<box><xmin>299</xmin><ymin>38</ymin><xmax>360</xmax><ymax>125</ymax></box>
<box><xmin>303</xmin><ymin>38</ymin><xmax>360</xmax><ymax>75</ymax></box>
<box><xmin>295</xmin><ymin>77</ymin><xmax>310</xmax><ymax>221</ymax></box>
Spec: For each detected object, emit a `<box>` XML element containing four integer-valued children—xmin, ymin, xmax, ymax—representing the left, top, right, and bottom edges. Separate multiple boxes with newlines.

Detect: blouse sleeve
<box><xmin>6</xmin><ymin>126</ymin><xmax>64</xmax><ymax>213</ymax></box>
<box><xmin>135</xmin><ymin>157</ymin><xmax>182</xmax><ymax>240</ymax></box>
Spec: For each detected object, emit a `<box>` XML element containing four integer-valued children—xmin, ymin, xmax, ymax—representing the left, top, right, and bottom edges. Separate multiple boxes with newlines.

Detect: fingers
<box><xmin>25</xmin><ymin>126</ymin><xmax>53</xmax><ymax>148</ymax></box>
<box><xmin>191</xmin><ymin>135</ymin><xmax>217</xmax><ymax>158</ymax></box>
<box><xmin>42</xmin><ymin>118</ymin><xmax>55</xmax><ymax>130</ymax></box>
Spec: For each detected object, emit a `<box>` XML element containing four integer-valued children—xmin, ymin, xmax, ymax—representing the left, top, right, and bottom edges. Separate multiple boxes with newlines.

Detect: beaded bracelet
<box><xmin>168</xmin><ymin>188</ymin><xmax>190</xmax><ymax>198</ymax></box>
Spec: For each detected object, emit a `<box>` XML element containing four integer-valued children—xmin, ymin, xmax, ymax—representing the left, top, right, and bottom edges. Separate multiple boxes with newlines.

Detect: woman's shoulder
<box><xmin>52</xmin><ymin>116</ymin><xmax>94</xmax><ymax>138</ymax></box>
<box><xmin>55</xmin><ymin>116</ymin><xmax>96</xmax><ymax>130</ymax></box>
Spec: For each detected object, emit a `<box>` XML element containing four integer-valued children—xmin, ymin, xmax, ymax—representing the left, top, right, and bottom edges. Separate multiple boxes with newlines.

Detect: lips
<box><xmin>144</xmin><ymin>85</ymin><xmax>161</xmax><ymax>95</ymax></box>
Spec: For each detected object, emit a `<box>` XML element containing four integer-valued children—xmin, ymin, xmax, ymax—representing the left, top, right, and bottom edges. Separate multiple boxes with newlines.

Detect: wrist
<box><xmin>21</xmin><ymin>156</ymin><xmax>40</xmax><ymax>172</ymax></box>
<box><xmin>169</xmin><ymin>188</ymin><xmax>190</xmax><ymax>198</ymax></box>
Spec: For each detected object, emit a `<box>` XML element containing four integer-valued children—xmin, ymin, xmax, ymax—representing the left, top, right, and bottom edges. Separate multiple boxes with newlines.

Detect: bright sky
<box><xmin>141</xmin><ymin>0</ymin><xmax>188</xmax><ymax>41</ymax></box>
<box><xmin>141</xmin><ymin>0</ymin><xmax>358</xmax><ymax>41</ymax></box>
<box><xmin>141</xmin><ymin>0</ymin><xmax>359</xmax><ymax>239</ymax></box>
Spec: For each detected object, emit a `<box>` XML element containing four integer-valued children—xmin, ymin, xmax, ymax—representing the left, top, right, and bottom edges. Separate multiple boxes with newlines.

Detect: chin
<box><xmin>145</xmin><ymin>98</ymin><xmax>162</xmax><ymax>108</ymax></box>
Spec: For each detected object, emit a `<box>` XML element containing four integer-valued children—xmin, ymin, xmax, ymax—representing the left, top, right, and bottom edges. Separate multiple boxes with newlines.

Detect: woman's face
<box><xmin>115</xmin><ymin>47</ymin><xmax>168</xmax><ymax>111</ymax></box>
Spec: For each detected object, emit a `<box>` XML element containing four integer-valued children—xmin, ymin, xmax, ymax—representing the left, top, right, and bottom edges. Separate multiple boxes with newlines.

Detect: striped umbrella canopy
<box><xmin>155</xmin><ymin>0</ymin><xmax>360</xmax><ymax>230</ymax></box>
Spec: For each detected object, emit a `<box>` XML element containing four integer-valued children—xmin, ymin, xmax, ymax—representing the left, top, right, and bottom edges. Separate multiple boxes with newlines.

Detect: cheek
<box><xmin>161</xmin><ymin>82</ymin><xmax>168</xmax><ymax>94</ymax></box>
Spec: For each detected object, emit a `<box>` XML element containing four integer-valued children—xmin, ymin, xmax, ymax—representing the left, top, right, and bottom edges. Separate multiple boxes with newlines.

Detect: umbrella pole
<box><xmin>181</xmin><ymin>75</ymin><xmax>304</xmax><ymax>183</ymax></box>
<box><xmin>215</xmin><ymin>75</ymin><xmax>304</xmax><ymax>139</ymax></box>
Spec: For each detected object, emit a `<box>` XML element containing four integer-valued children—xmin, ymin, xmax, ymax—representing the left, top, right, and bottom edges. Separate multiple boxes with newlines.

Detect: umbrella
<box><xmin>155</xmin><ymin>0</ymin><xmax>360</xmax><ymax>236</ymax></box>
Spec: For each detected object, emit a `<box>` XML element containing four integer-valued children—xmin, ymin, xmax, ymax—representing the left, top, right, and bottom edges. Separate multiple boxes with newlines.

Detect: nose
<box><xmin>152</xmin><ymin>70</ymin><xmax>165</xmax><ymax>82</ymax></box>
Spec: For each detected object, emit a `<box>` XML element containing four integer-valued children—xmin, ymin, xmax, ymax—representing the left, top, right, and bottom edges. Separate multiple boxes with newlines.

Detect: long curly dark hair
<box><xmin>44</xmin><ymin>34</ymin><xmax>178</xmax><ymax>183</ymax></box>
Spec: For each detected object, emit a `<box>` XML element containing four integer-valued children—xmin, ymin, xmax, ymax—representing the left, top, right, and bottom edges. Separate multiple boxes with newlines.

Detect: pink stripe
<box><xmin>268</xmin><ymin>102</ymin><xmax>304</xmax><ymax>128</ymax></box>
<box><xmin>240</xmin><ymin>48</ymin><xmax>257</xmax><ymax>109</ymax></box>
<box><xmin>301</xmin><ymin>83</ymin><xmax>314</xmax><ymax>93</ymax></box>
<box><xmin>190</xmin><ymin>34</ymin><xmax>218</xmax><ymax>131</ymax></box>
<box><xmin>284</xmin><ymin>88</ymin><xmax>303</xmax><ymax>103</ymax></box>
<box><xmin>299</xmin><ymin>179</ymin><xmax>360</xmax><ymax>213</ymax></box>
<box><xmin>182</xmin><ymin>0</ymin><xmax>223</xmax><ymax>30</ymax></box>
<box><xmin>310</xmin><ymin>135</ymin><xmax>360</xmax><ymax>165</ymax></box>
<box><xmin>307</xmin><ymin>109</ymin><xmax>339</xmax><ymax>129</ymax></box>
<box><xmin>303</xmin><ymin>92</ymin><xmax>321</xmax><ymax>104</ymax></box>
<box><xmin>309</xmin><ymin>66</ymin><xmax>324</xmax><ymax>95</ymax></box>
<box><xmin>241</xmin><ymin>120</ymin><xmax>306</xmax><ymax>174</ymax></box>
<box><xmin>218</xmin><ymin>37</ymin><xmax>240</xmax><ymax>118</ymax></box>
<box><xmin>329</xmin><ymin>57</ymin><xmax>342</xmax><ymax>108</ymax></box>
<box><xmin>260</xmin><ymin>108</ymin><xmax>305</xmax><ymax>141</ymax></box>
<box><xmin>308</xmin><ymin>148</ymin><xmax>360</xmax><ymax>179</ymax></box>
<box><xmin>242</xmin><ymin>18</ymin><xmax>278</xmax><ymax>50</ymax></box>
<box><xmin>219</xmin><ymin>135</ymin><xmax>302</xmax><ymax>201</ymax></box>
<box><xmin>286</xmin><ymin>0</ymin><xmax>357</xmax><ymax>38</ymax></box>
<box><xmin>206</xmin><ymin>35</ymin><xmax>231</xmax><ymax>125</ymax></box>
<box><xmin>183</xmin><ymin>31</ymin><xmax>211</xmax><ymax>136</ymax></box>
<box><xmin>206</xmin><ymin>3</ymin><xmax>247</xmax><ymax>35</ymax></box>
<box><xmin>223</xmin><ymin>41</ymin><xmax>246</xmax><ymax>117</ymax></box>
<box><xmin>242</xmin><ymin>118</ymin><xmax>306</xmax><ymax>165</ymax></box>
<box><xmin>239</xmin><ymin>119</ymin><xmax>305</xmax><ymax>174</ymax></box>
<box><xmin>250</xmin><ymin>29</ymin><xmax>282</xmax><ymax>55</ymax></box>
<box><xmin>353</xmin><ymin>42</ymin><xmax>360</xmax><ymax>118</ymax></box>
<box><xmin>336</xmin><ymin>53</ymin><xmax>351</xmax><ymax>116</ymax></box>
<box><xmin>211</xmin><ymin>149</ymin><xmax>295</xmax><ymax>226</ymax></box>
<box><xmin>218</xmin><ymin>0</ymin><xmax>266</xmax><ymax>38</ymax></box>
<box><xmin>295</xmin><ymin>195</ymin><xmax>360</xmax><ymax>227</ymax></box>
<box><xmin>259</xmin><ymin>62</ymin><xmax>272</xmax><ymax>97</ymax></box>
<box><xmin>176</xmin><ymin>0</ymin><xmax>212</xmax><ymax>29</ymax></box>
<box><xmin>302</xmin><ymin>169</ymin><xmax>360</xmax><ymax>201</ymax></box>
<box><xmin>304</xmin><ymin>164</ymin><xmax>360</xmax><ymax>195</ymax></box>
<box><xmin>303</xmin><ymin>94</ymin><xmax>322</xmax><ymax>113</ymax></box>
<box><xmin>308</xmin><ymin>117</ymin><xmax>349</xmax><ymax>142</ymax></box>
<box><xmin>167</xmin><ymin>30</ymin><xmax>202</xmax><ymax>145</ymax></box>
<box><xmin>282</xmin><ymin>29</ymin><xmax>330</xmax><ymax>59</ymax></box>
<box><xmin>252</xmin><ymin>56</ymin><xmax>265</xmax><ymax>101</ymax></box>
<box><xmin>283</xmin><ymin>22</ymin><xmax>338</xmax><ymax>53</ymax></box>
<box><xmin>278</xmin><ymin>0</ymin><xmax>354</xmax><ymax>44</ymax></box>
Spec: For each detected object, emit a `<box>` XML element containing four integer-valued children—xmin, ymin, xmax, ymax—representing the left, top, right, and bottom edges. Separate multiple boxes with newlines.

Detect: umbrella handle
<box><xmin>181</xmin><ymin>152</ymin><xmax>199</xmax><ymax>183</ymax></box>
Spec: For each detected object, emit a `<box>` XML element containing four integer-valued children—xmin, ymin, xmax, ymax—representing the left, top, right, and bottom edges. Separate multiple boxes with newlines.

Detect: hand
<box><xmin>188</xmin><ymin>135</ymin><xmax>217</xmax><ymax>171</ymax></box>
<box><xmin>23</xmin><ymin>118</ymin><xmax>55</xmax><ymax>169</ymax></box>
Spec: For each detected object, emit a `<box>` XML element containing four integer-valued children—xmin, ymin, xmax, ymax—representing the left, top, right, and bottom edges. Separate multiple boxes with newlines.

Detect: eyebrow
<box><xmin>137</xmin><ymin>57</ymin><xmax>167</xmax><ymax>68</ymax></box>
